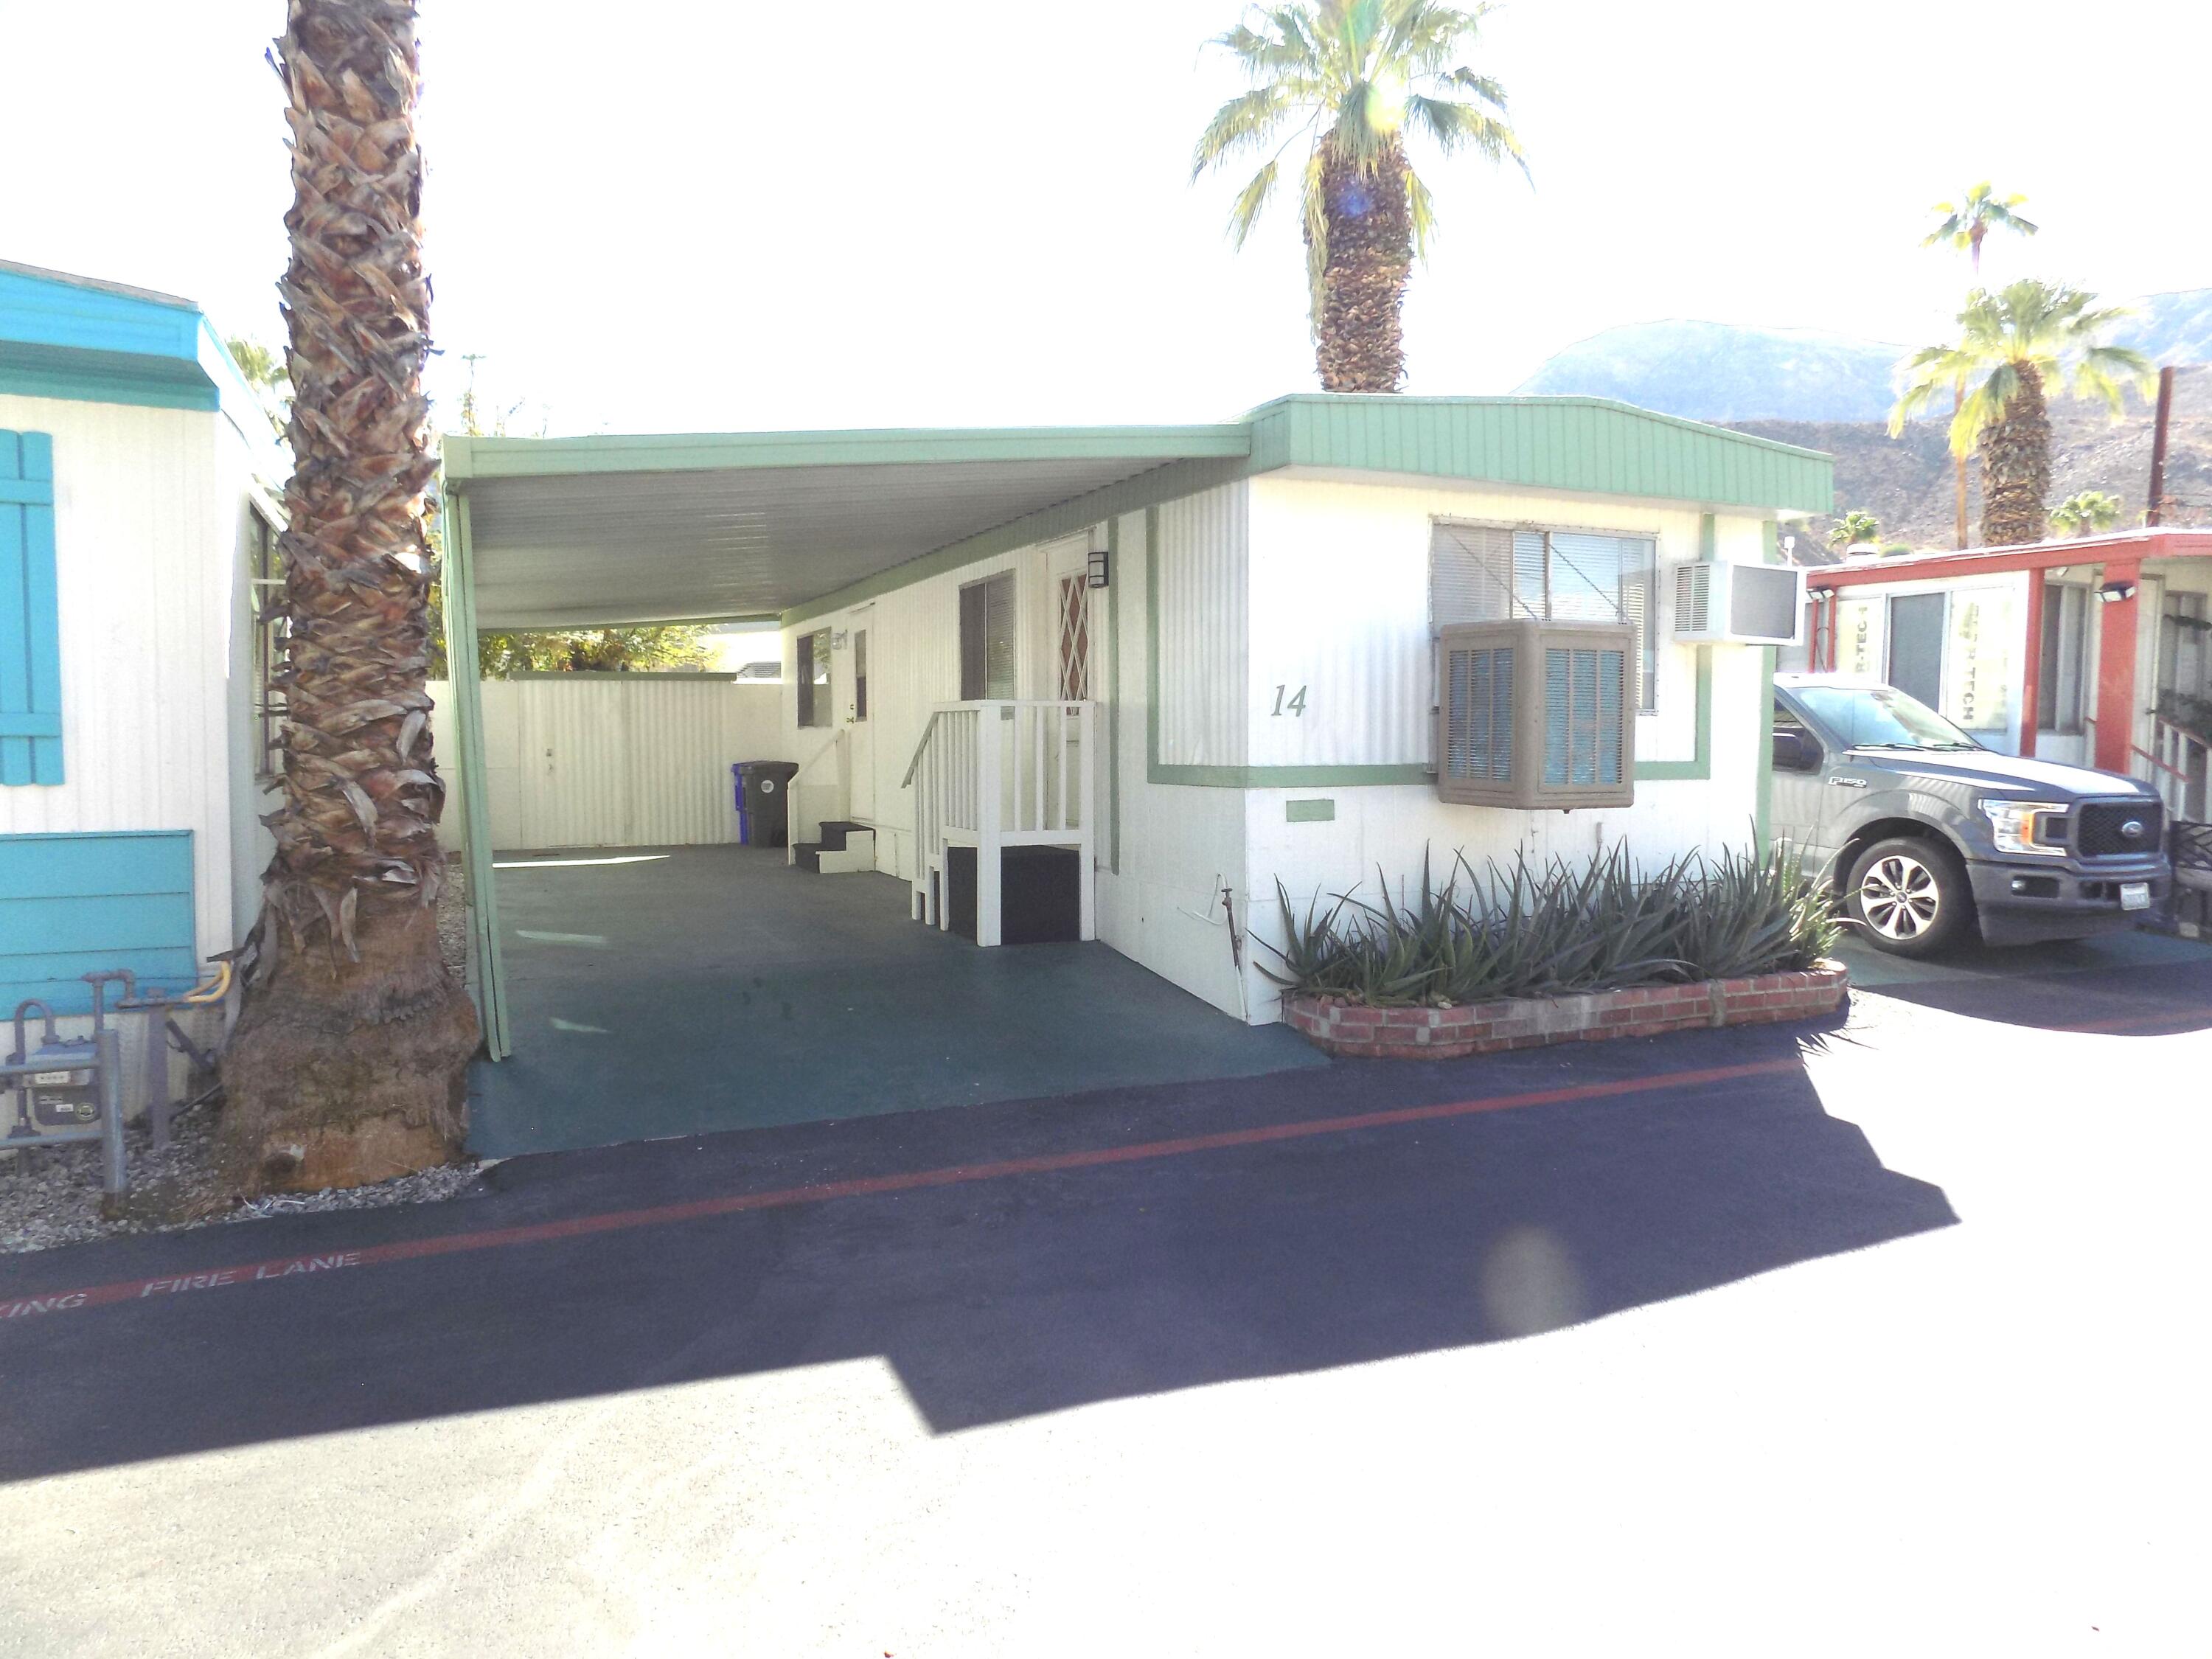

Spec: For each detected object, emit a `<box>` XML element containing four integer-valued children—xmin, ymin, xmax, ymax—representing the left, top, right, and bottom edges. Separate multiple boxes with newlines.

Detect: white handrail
<box><xmin>901</xmin><ymin>700</ymin><xmax>1096</xmax><ymax>944</ymax></box>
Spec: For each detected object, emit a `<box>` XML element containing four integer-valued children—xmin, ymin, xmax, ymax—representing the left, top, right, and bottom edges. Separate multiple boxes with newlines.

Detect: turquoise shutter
<box><xmin>0</xmin><ymin>429</ymin><xmax>63</xmax><ymax>784</ymax></box>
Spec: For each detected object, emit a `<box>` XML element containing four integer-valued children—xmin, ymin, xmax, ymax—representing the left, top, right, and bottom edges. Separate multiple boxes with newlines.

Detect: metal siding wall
<box><xmin>0</xmin><ymin>830</ymin><xmax>198</xmax><ymax>1014</ymax></box>
<box><xmin>0</xmin><ymin>394</ymin><xmax>236</xmax><ymax>970</ymax></box>
<box><xmin>1244</xmin><ymin>474</ymin><xmax>1725</xmax><ymax>771</ymax></box>
<box><xmin>425</xmin><ymin>678</ymin><xmax>782</xmax><ymax>851</ymax></box>
<box><xmin>1091</xmin><ymin>506</ymin><xmax>1252</xmax><ymax>1019</ymax></box>
<box><xmin>1155</xmin><ymin>484</ymin><xmax>1248</xmax><ymax>768</ymax></box>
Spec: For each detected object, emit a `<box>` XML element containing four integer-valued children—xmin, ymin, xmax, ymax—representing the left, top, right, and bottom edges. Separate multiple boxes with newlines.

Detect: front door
<box><xmin>1888</xmin><ymin>593</ymin><xmax>1947</xmax><ymax>707</ymax></box>
<box><xmin>844</xmin><ymin>613</ymin><xmax>874</xmax><ymax>825</ymax></box>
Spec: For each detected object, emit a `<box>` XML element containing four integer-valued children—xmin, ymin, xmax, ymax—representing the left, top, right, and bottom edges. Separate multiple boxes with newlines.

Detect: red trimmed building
<box><xmin>1795</xmin><ymin>530</ymin><xmax>2211</xmax><ymax>822</ymax></box>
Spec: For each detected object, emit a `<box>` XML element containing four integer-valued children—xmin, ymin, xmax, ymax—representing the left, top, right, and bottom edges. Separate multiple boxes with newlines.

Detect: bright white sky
<box><xmin>4</xmin><ymin>0</ymin><xmax>2205</xmax><ymax>437</ymax></box>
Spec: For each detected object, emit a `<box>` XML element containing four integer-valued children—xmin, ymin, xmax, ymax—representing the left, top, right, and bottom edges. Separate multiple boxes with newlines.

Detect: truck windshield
<box><xmin>1792</xmin><ymin>684</ymin><xmax>1980</xmax><ymax>752</ymax></box>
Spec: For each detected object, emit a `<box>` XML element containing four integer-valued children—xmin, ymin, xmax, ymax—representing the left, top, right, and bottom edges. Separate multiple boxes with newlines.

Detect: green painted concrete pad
<box><xmin>468</xmin><ymin>846</ymin><xmax>1326</xmax><ymax>1158</ymax></box>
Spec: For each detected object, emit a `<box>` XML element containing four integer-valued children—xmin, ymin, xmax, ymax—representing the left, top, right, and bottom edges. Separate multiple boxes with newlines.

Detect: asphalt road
<box><xmin>1</xmin><ymin>933</ymin><xmax>2207</xmax><ymax>1657</ymax></box>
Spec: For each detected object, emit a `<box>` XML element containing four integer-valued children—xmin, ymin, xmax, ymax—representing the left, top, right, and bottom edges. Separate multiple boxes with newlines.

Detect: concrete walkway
<box><xmin>470</xmin><ymin>845</ymin><xmax>1321</xmax><ymax>1157</ymax></box>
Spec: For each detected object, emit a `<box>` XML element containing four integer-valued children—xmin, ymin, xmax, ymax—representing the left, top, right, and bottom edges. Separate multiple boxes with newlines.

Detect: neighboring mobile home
<box><xmin>439</xmin><ymin>397</ymin><xmax>1829</xmax><ymax>1054</ymax></box>
<box><xmin>1792</xmin><ymin>532</ymin><xmax>2212</xmax><ymax>821</ymax></box>
<box><xmin>0</xmin><ymin>261</ymin><xmax>282</xmax><ymax>1023</ymax></box>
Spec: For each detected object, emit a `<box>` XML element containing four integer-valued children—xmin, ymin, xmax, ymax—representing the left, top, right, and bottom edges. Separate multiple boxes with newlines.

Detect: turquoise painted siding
<box><xmin>0</xmin><ymin>262</ymin><xmax>235</xmax><ymax>414</ymax></box>
<box><xmin>0</xmin><ymin>429</ymin><xmax>63</xmax><ymax>784</ymax></box>
<box><xmin>0</xmin><ymin>831</ymin><xmax>197</xmax><ymax>1015</ymax></box>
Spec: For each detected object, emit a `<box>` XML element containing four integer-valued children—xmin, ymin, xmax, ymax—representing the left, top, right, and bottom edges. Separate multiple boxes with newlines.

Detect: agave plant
<box><xmin>1259</xmin><ymin>842</ymin><xmax>1837</xmax><ymax>1006</ymax></box>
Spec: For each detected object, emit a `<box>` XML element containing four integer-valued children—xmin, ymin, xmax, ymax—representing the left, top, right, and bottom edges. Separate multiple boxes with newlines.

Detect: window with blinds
<box><xmin>1431</xmin><ymin>522</ymin><xmax>1658</xmax><ymax>712</ymax></box>
<box><xmin>959</xmin><ymin>571</ymin><xmax>1018</xmax><ymax>700</ymax></box>
<box><xmin>1437</xmin><ymin>619</ymin><xmax>1635</xmax><ymax>808</ymax></box>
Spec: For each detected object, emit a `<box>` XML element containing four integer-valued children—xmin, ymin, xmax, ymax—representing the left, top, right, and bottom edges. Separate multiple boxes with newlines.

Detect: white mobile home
<box><xmin>440</xmin><ymin>397</ymin><xmax>1829</xmax><ymax>1055</ymax></box>
<box><xmin>0</xmin><ymin>261</ymin><xmax>281</xmax><ymax>1022</ymax></box>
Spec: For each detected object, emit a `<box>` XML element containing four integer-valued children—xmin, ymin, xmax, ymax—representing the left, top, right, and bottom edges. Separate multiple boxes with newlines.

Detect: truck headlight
<box><xmin>1979</xmin><ymin>799</ymin><xmax>2067</xmax><ymax>855</ymax></box>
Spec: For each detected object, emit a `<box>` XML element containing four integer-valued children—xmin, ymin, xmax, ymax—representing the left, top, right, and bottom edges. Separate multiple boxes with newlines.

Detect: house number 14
<box><xmin>1270</xmin><ymin>684</ymin><xmax>1308</xmax><ymax>717</ymax></box>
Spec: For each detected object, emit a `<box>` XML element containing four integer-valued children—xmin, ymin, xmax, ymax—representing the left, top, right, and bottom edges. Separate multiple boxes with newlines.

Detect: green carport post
<box><xmin>437</xmin><ymin>482</ymin><xmax>512</xmax><ymax>1060</ymax></box>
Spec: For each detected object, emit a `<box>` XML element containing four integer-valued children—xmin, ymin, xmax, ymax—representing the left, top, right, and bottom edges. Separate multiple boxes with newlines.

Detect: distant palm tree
<box><xmin>1921</xmin><ymin>183</ymin><xmax>2038</xmax><ymax>546</ymax></box>
<box><xmin>1192</xmin><ymin>1</ymin><xmax>1526</xmax><ymax>392</ymax></box>
<box><xmin>2050</xmin><ymin>490</ymin><xmax>2125</xmax><ymax>538</ymax></box>
<box><xmin>1893</xmin><ymin>281</ymin><xmax>2152</xmax><ymax>546</ymax></box>
<box><xmin>1922</xmin><ymin>182</ymin><xmax>2038</xmax><ymax>278</ymax></box>
<box><xmin>1827</xmin><ymin>509</ymin><xmax>1882</xmax><ymax>554</ymax></box>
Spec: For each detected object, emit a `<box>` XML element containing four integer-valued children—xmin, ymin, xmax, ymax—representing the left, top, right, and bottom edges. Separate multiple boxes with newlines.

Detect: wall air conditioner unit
<box><xmin>1672</xmin><ymin>560</ymin><xmax>1806</xmax><ymax>645</ymax></box>
<box><xmin>1436</xmin><ymin>619</ymin><xmax>1635</xmax><ymax>810</ymax></box>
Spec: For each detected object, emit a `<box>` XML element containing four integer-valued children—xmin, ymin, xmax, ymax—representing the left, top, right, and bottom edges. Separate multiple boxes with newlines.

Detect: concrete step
<box><xmin>813</xmin><ymin>829</ymin><xmax>877</xmax><ymax>875</ymax></box>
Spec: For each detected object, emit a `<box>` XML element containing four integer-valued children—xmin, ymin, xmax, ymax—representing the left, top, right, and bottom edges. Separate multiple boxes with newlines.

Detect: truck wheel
<box><xmin>1845</xmin><ymin>837</ymin><xmax>1973</xmax><ymax>956</ymax></box>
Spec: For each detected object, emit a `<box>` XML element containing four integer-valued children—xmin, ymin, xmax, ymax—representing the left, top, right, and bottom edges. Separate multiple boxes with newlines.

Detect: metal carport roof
<box><xmin>438</xmin><ymin>395</ymin><xmax>1833</xmax><ymax>631</ymax></box>
<box><xmin>440</xmin><ymin>425</ymin><xmax>1253</xmax><ymax>630</ymax></box>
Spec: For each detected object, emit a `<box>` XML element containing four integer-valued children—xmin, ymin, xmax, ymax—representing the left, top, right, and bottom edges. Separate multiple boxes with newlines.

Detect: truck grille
<box><xmin>2075</xmin><ymin>800</ymin><xmax>2163</xmax><ymax>858</ymax></box>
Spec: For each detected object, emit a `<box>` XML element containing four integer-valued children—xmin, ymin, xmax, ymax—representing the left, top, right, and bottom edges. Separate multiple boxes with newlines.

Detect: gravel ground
<box><xmin>4</xmin><ymin>868</ymin><xmax>485</xmax><ymax>1256</ymax></box>
<box><xmin>0</xmin><ymin>1108</ymin><xmax>484</xmax><ymax>1255</ymax></box>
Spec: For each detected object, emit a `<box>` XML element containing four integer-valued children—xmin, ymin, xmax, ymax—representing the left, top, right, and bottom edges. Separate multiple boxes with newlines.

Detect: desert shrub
<box><xmin>1259</xmin><ymin>842</ymin><xmax>1838</xmax><ymax>1007</ymax></box>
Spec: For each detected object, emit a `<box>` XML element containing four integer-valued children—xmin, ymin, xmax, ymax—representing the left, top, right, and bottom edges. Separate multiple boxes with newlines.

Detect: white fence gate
<box><xmin>427</xmin><ymin>675</ymin><xmax>784</xmax><ymax>852</ymax></box>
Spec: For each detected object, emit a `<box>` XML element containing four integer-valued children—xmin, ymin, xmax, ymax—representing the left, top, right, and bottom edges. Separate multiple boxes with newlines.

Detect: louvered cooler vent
<box><xmin>1436</xmin><ymin>620</ymin><xmax>1636</xmax><ymax>807</ymax></box>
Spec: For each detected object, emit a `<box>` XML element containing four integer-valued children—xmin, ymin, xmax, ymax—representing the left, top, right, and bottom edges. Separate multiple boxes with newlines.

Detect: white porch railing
<box><xmin>2135</xmin><ymin>714</ymin><xmax>2210</xmax><ymax>822</ymax></box>
<box><xmin>902</xmin><ymin>700</ymin><xmax>1096</xmax><ymax>946</ymax></box>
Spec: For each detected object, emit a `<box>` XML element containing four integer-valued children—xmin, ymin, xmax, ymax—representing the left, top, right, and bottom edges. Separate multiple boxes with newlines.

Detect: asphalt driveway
<box><xmin>1</xmin><ymin>931</ymin><xmax>2206</xmax><ymax>1656</ymax></box>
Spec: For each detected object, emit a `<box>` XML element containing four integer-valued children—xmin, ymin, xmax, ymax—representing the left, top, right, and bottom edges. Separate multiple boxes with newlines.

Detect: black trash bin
<box><xmin>734</xmin><ymin>760</ymin><xmax>800</xmax><ymax>847</ymax></box>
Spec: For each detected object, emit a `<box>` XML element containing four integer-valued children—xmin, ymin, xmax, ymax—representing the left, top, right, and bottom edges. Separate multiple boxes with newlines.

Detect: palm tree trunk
<box><xmin>220</xmin><ymin>0</ymin><xmax>476</xmax><ymax>1194</ymax></box>
<box><xmin>1951</xmin><ymin>384</ymin><xmax>1969</xmax><ymax>547</ymax></box>
<box><xmin>1979</xmin><ymin>361</ymin><xmax>2052</xmax><ymax>547</ymax></box>
<box><xmin>1310</xmin><ymin>145</ymin><xmax>1412</xmax><ymax>393</ymax></box>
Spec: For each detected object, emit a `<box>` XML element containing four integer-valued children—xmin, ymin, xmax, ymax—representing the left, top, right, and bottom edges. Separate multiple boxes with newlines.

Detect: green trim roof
<box><xmin>442</xmin><ymin>396</ymin><xmax>1832</xmax><ymax>630</ymax></box>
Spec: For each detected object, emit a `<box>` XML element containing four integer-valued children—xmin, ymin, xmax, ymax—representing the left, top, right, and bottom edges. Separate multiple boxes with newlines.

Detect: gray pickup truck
<box><xmin>1770</xmin><ymin>672</ymin><xmax>2171</xmax><ymax>956</ymax></box>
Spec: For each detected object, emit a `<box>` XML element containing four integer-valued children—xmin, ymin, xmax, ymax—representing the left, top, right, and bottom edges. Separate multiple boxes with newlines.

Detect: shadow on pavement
<box><xmin>0</xmin><ymin>1018</ymin><xmax>1955</xmax><ymax>1483</ymax></box>
<box><xmin>1838</xmin><ymin>928</ymin><xmax>2212</xmax><ymax>1034</ymax></box>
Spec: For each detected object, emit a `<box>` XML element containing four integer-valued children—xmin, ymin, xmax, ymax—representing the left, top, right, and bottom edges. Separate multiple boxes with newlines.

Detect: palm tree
<box><xmin>1826</xmin><ymin>509</ymin><xmax>1881</xmax><ymax>554</ymax></box>
<box><xmin>1921</xmin><ymin>184</ymin><xmax>2037</xmax><ymax>547</ymax></box>
<box><xmin>1192</xmin><ymin>1</ymin><xmax>1526</xmax><ymax>392</ymax></box>
<box><xmin>1893</xmin><ymin>281</ymin><xmax>2152</xmax><ymax>547</ymax></box>
<box><xmin>221</xmin><ymin>0</ymin><xmax>477</xmax><ymax>1193</ymax></box>
<box><xmin>1922</xmin><ymin>182</ymin><xmax>2037</xmax><ymax>278</ymax></box>
<box><xmin>2050</xmin><ymin>490</ymin><xmax>2124</xmax><ymax>538</ymax></box>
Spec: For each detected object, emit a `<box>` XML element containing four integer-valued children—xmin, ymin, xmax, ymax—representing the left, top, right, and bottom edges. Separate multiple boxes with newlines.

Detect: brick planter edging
<box><xmin>1283</xmin><ymin>962</ymin><xmax>1849</xmax><ymax>1060</ymax></box>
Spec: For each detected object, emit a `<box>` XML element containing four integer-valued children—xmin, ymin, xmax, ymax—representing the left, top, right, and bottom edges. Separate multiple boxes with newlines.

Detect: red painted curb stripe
<box><xmin>1</xmin><ymin>1057</ymin><xmax>1801</xmax><ymax>1324</ymax></box>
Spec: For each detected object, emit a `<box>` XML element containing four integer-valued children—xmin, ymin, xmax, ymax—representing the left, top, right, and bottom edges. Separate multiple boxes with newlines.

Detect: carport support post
<box><xmin>2093</xmin><ymin>560</ymin><xmax>2141</xmax><ymax>776</ymax></box>
<box><xmin>438</xmin><ymin>483</ymin><xmax>512</xmax><ymax>1059</ymax></box>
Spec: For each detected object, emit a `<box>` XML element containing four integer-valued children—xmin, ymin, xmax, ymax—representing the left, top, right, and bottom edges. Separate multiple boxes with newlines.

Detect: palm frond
<box><xmin>1225</xmin><ymin>158</ymin><xmax>1281</xmax><ymax>247</ymax></box>
<box><xmin>1405</xmin><ymin>167</ymin><xmax>1437</xmax><ymax>257</ymax></box>
<box><xmin>1301</xmin><ymin>144</ymin><xmax>1331</xmax><ymax>316</ymax></box>
<box><xmin>1406</xmin><ymin>93</ymin><xmax>1524</xmax><ymax>169</ymax></box>
<box><xmin>1192</xmin><ymin>86</ymin><xmax>1294</xmax><ymax>178</ymax></box>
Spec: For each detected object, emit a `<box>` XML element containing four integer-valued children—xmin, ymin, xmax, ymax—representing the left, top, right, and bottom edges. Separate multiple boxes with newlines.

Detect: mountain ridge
<box><xmin>1512</xmin><ymin>291</ymin><xmax>2212</xmax><ymax>427</ymax></box>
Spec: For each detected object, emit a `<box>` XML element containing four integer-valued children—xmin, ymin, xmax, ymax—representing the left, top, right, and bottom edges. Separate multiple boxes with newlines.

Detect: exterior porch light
<box><xmin>1087</xmin><ymin>526</ymin><xmax>1110</xmax><ymax>589</ymax></box>
<box><xmin>2098</xmin><ymin>580</ymin><xmax>2138</xmax><ymax>604</ymax></box>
